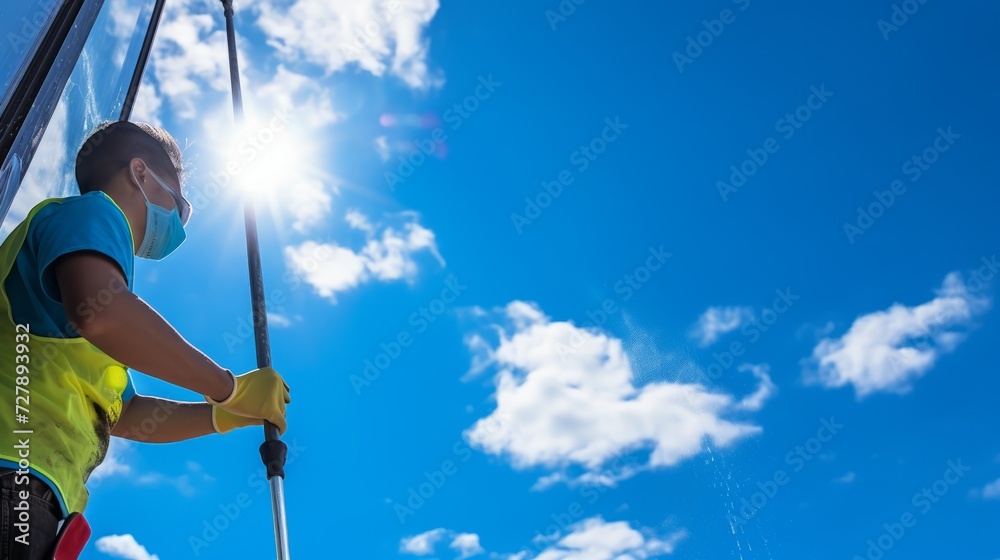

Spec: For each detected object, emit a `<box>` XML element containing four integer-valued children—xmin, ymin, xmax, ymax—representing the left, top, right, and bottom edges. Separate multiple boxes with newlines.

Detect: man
<box><xmin>0</xmin><ymin>121</ymin><xmax>290</xmax><ymax>558</ymax></box>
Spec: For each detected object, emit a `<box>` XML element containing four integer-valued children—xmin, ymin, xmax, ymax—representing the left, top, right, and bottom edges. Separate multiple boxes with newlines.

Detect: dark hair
<box><xmin>75</xmin><ymin>121</ymin><xmax>184</xmax><ymax>193</ymax></box>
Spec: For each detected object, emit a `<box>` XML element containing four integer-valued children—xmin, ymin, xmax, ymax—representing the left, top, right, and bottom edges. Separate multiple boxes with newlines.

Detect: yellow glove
<box><xmin>206</xmin><ymin>367</ymin><xmax>291</xmax><ymax>434</ymax></box>
<box><xmin>213</xmin><ymin>406</ymin><xmax>263</xmax><ymax>434</ymax></box>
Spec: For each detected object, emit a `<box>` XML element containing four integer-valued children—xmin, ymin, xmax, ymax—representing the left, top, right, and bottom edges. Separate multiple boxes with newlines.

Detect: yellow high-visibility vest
<box><xmin>0</xmin><ymin>197</ymin><xmax>131</xmax><ymax>514</ymax></box>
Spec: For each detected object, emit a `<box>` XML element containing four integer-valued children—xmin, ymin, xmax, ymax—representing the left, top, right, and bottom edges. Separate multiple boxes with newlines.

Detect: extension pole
<box><xmin>219</xmin><ymin>2</ymin><xmax>291</xmax><ymax>559</ymax></box>
<box><xmin>121</xmin><ymin>0</ymin><xmax>167</xmax><ymax>121</ymax></box>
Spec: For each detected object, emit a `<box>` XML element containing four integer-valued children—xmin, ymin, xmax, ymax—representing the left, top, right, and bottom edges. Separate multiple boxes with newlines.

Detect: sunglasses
<box><xmin>147</xmin><ymin>167</ymin><xmax>192</xmax><ymax>226</ymax></box>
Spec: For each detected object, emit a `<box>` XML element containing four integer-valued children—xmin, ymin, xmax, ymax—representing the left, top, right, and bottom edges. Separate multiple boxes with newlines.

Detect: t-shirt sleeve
<box><xmin>122</xmin><ymin>370</ymin><xmax>138</xmax><ymax>402</ymax></box>
<box><xmin>32</xmin><ymin>193</ymin><xmax>134</xmax><ymax>304</ymax></box>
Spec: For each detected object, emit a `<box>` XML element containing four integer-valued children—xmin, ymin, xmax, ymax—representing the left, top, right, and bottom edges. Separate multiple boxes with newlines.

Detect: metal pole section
<box><xmin>219</xmin><ymin>2</ymin><xmax>290</xmax><ymax>559</ymax></box>
<box><xmin>120</xmin><ymin>0</ymin><xmax>167</xmax><ymax>121</ymax></box>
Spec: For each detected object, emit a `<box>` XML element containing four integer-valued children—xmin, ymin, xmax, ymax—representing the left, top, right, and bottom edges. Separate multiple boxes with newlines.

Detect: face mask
<box><xmin>133</xmin><ymin>167</ymin><xmax>187</xmax><ymax>260</ymax></box>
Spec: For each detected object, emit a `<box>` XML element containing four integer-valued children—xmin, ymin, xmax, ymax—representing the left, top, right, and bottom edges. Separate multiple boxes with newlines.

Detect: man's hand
<box><xmin>207</xmin><ymin>367</ymin><xmax>290</xmax><ymax>434</ymax></box>
<box><xmin>212</xmin><ymin>407</ymin><xmax>264</xmax><ymax>434</ymax></box>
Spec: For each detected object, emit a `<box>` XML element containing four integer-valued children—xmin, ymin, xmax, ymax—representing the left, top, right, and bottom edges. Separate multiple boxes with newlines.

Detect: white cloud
<box><xmin>268</xmin><ymin>312</ymin><xmax>295</xmax><ymax>327</ymax></box>
<box><xmin>400</xmin><ymin>528</ymin><xmax>446</xmax><ymax>555</ymax></box>
<box><xmin>95</xmin><ymin>534</ymin><xmax>159</xmax><ymax>560</ymax></box>
<box><xmin>132</xmin><ymin>460</ymin><xmax>212</xmax><ymax>497</ymax></box>
<box><xmin>285</xmin><ymin>240</ymin><xmax>368</xmax><ymax>298</ymax></box>
<box><xmin>107</xmin><ymin>0</ymin><xmax>142</xmax><ymax>68</ymax></box>
<box><xmin>285</xmin><ymin>212</ymin><xmax>444</xmax><ymax>302</ymax></box>
<box><xmin>530</xmin><ymin>517</ymin><xmax>686</xmax><ymax>560</ymax></box>
<box><xmin>89</xmin><ymin>438</ymin><xmax>133</xmax><ymax>483</ymax></box>
<box><xmin>135</xmin><ymin>1</ymin><xmax>342</xmax><ymax>223</ymax></box>
<box><xmin>1</xmin><ymin>101</ymin><xmax>70</xmax><ymax>235</ymax></box>
<box><xmin>401</xmin><ymin>529</ymin><xmax>484</xmax><ymax>558</ymax></box>
<box><xmin>506</xmin><ymin>300</ymin><xmax>547</xmax><ymax>330</ymax></box>
<box><xmin>735</xmin><ymin>363</ymin><xmax>777</xmax><ymax>411</ymax></box>
<box><xmin>404</xmin><ymin>519</ymin><xmax>684</xmax><ymax>560</ymax></box>
<box><xmin>463</xmin><ymin>302</ymin><xmax>770</xmax><ymax>485</ymax></box>
<box><xmin>375</xmin><ymin>135</ymin><xmax>391</xmax><ymax>161</ymax></box>
<box><xmin>135</xmin><ymin>472</ymin><xmax>197</xmax><ymax>496</ymax></box>
<box><xmin>689</xmin><ymin>306</ymin><xmax>753</xmax><ymax>347</ymax></box>
<box><xmin>451</xmin><ymin>533</ymin><xmax>484</xmax><ymax>559</ymax></box>
<box><xmin>254</xmin><ymin>0</ymin><xmax>445</xmax><ymax>89</ymax></box>
<box><xmin>363</xmin><ymin>216</ymin><xmax>444</xmax><ymax>280</ymax></box>
<box><xmin>287</xmin><ymin>178</ymin><xmax>336</xmax><ymax>233</ymax></box>
<box><xmin>147</xmin><ymin>0</ymin><xmax>234</xmax><ymax>120</ymax></box>
<box><xmin>461</xmin><ymin>332</ymin><xmax>498</xmax><ymax>382</ymax></box>
<box><xmin>834</xmin><ymin>471</ymin><xmax>856</xmax><ymax>484</ymax></box>
<box><xmin>130</xmin><ymin>79</ymin><xmax>164</xmax><ymax>127</ymax></box>
<box><xmin>252</xmin><ymin>64</ymin><xmax>341</xmax><ymax>129</ymax></box>
<box><xmin>805</xmin><ymin>272</ymin><xmax>991</xmax><ymax>398</ymax></box>
<box><xmin>346</xmin><ymin>209</ymin><xmax>376</xmax><ymax>233</ymax></box>
<box><xmin>982</xmin><ymin>477</ymin><xmax>1000</xmax><ymax>499</ymax></box>
<box><xmin>507</xmin><ymin>518</ymin><xmax>684</xmax><ymax>560</ymax></box>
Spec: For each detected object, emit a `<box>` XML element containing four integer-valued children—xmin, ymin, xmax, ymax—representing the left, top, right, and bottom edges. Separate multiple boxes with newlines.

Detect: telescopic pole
<box><xmin>120</xmin><ymin>0</ymin><xmax>166</xmax><ymax>121</ymax></box>
<box><xmin>219</xmin><ymin>2</ymin><xmax>291</xmax><ymax>559</ymax></box>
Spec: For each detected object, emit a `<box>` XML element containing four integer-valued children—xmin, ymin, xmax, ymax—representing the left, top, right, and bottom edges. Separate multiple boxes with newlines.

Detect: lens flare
<box><xmin>379</xmin><ymin>112</ymin><xmax>440</xmax><ymax>128</ymax></box>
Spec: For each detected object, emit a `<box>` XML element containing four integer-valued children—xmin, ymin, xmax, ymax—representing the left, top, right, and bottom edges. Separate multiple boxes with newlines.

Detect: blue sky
<box><xmin>4</xmin><ymin>0</ymin><xmax>1000</xmax><ymax>558</ymax></box>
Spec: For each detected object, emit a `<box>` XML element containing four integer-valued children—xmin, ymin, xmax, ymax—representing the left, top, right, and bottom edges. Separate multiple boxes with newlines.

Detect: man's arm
<box><xmin>55</xmin><ymin>251</ymin><xmax>234</xmax><ymax>401</ymax></box>
<box><xmin>111</xmin><ymin>396</ymin><xmax>214</xmax><ymax>442</ymax></box>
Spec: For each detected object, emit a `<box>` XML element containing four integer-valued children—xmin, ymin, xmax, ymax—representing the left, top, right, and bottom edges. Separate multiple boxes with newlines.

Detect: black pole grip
<box><xmin>260</xmin><ymin>440</ymin><xmax>288</xmax><ymax>479</ymax></box>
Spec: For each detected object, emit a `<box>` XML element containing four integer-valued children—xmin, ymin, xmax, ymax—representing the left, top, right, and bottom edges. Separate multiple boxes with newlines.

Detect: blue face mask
<box><xmin>134</xmin><ymin>168</ymin><xmax>188</xmax><ymax>260</ymax></box>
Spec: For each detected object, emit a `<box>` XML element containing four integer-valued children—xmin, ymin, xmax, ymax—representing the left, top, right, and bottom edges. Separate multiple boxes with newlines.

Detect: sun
<box><xmin>210</xmin><ymin>109</ymin><xmax>325</xmax><ymax>234</ymax></box>
<box><xmin>232</xmin><ymin>115</ymin><xmax>309</xmax><ymax>197</ymax></box>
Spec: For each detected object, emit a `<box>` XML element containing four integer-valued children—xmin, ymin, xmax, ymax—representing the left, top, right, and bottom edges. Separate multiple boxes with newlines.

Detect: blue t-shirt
<box><xmin>4</xmin><ymin>191</ymin><xmax>137</xmax><ymax>401</ymax></box>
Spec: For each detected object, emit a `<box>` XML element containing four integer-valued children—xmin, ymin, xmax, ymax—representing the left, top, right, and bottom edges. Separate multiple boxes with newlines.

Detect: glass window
<box><xmin>1</xmin><ymin>0</ymin><xmax>157</xmax><ymax>233</ymax></box>
<box><xmin>0</xmin><ymin>0</ymin><xmax>64</xmax><ymax>113</ymax></box>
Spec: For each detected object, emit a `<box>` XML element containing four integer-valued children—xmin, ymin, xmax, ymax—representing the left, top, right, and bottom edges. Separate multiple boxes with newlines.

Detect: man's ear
<box><xmin>128</xmin><ymin>157</ymin><xmax>148</xmax><ymax>187</ymax></box>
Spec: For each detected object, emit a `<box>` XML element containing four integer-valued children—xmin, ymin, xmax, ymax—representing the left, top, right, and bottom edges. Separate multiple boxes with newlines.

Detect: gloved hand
<box><xmin>212</xmin><ymin>406</ymin><xmax>263</xmax><ymax>434</ymax></box>
<box><xmin>206</xmin><ymin>367</ymin><xmax>291</xmax><ymax>434</ymax></box>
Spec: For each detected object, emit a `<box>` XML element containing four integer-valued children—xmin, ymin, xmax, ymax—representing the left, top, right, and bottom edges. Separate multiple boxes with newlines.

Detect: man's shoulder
<box><xmin>40</xmin><ymin>190</ymin><xmax>116</xmax><ymax>211</ymax></box>
<box><xmin>33</xmin><ymin>191</ymin><xmax>125</xmax><ymax>227</ymax></box>
<box><xmin>24</xmin><ymin>191</ymin><xmax>135</xmax><ymax>283</ymax></box>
